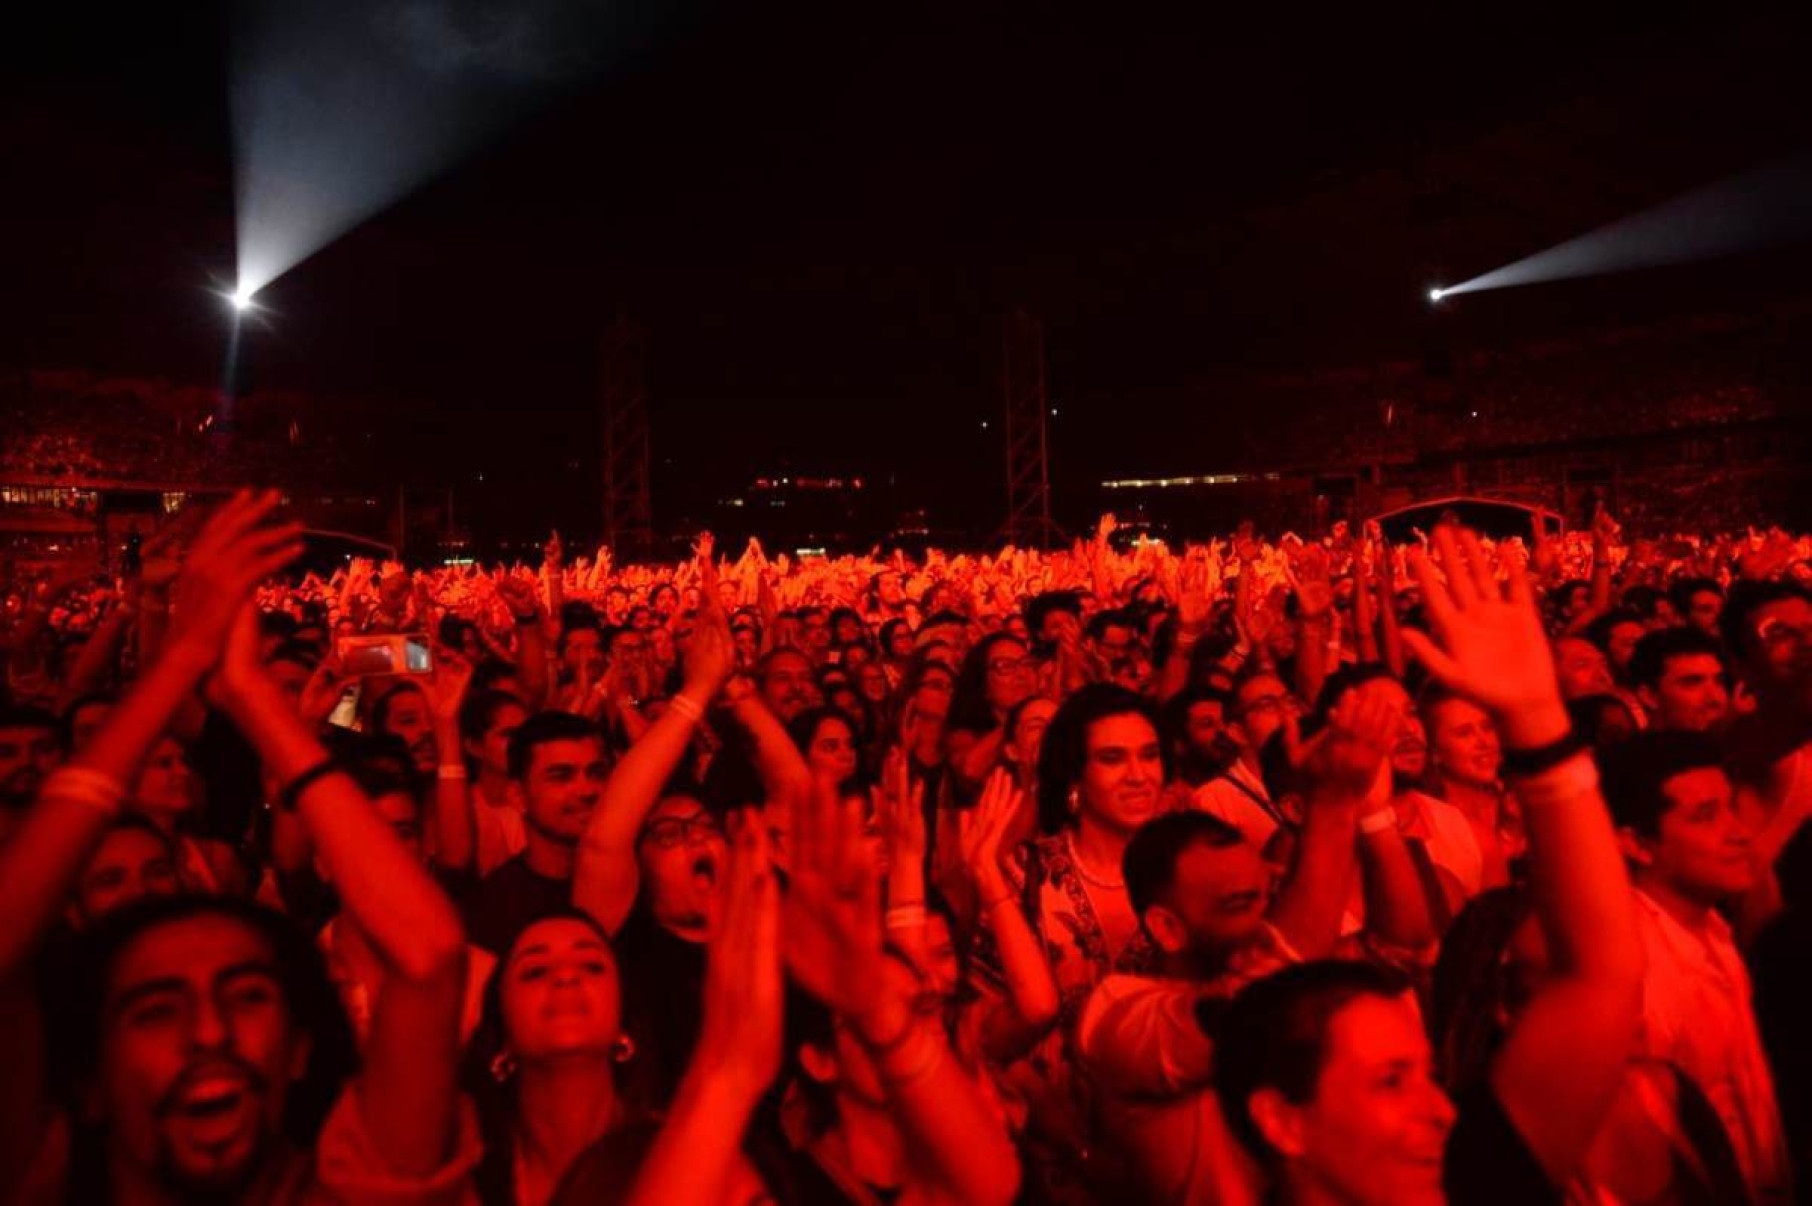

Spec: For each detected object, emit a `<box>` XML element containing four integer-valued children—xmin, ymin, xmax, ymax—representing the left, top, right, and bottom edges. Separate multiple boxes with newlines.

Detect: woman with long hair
<box><xmin>944</xmin><ymin>632</ymin><xmax>1038</xmax><ymax>794</ymax></box>
<box><xmin>468</xmin><ymin>910</ymin><xmax>650</xmax><ymax>1205</ymax></box>
<box><xmin>973</xmin><ymin>682</ymin><xmax>1169</xmax><ymax>1202</ymax></box>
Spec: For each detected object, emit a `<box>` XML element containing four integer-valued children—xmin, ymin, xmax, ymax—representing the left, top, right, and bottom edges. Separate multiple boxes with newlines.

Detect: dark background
<box><xmin>5</xmin><ymin>4</ymin><xmax>1810</xmax><ymax>545</ymax></box>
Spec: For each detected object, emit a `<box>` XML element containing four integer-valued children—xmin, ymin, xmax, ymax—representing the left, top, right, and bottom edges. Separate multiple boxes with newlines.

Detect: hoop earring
<box><xmin>490</xmin><ymin>1051</ymin><xmax>518</xmax><ymax>1083</ymax></box>
<box><xmin>612</xmin><ymin>1035</ymin><xmax>637</xmax><ymax>1064</ymax></box>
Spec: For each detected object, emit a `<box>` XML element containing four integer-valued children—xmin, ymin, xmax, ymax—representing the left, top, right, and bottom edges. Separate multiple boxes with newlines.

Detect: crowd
<box><xmin>2</xmin><ymin>496</ymin><xmax>1809</xmax><ymax>1205</ymax></box>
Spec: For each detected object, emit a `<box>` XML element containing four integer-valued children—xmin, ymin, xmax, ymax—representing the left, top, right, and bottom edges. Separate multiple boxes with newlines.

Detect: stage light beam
<box><xmin>230</xmin><ymin>0</ymin><xmax>627</xmax><ymax>299</ymax></box>
<box><xmin>1433</xmin><ymin>154</ymin><xmax>1812</xmax><ymax>300</ymax></box>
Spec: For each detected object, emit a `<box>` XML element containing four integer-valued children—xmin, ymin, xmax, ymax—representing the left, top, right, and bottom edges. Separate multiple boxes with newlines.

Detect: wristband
<box><xmin>1500</xmin><ymin>728</ymin><xmax>1588</xmax><ymax>779</ymax></box>
<box><xmin>437</xmin><ymin>764</ymin><xmax>468</xmax><ymax>781</ymax></box>
<box><xmin>278</xmin><ymin>759</ymin><xmax>343</xmax><ymax>812</ymax></box>
<box><xmin>1357</xmin><ymin>809</ymin><xmax>1396</xmax><ymax>836</ymax></box>
<box><xmin>884</xmin><ymin>904</ymin><xmax>927</xmax><ymax>930</ymax></box>
<box><xmin>667</xmin><ymin>693</ymin><xmax>705</xmax><ymax>723</ymax></box>
<box><xmin>1510</xmin><ymin>751</ymin><xmax>1599</xmax><ymax>809</ymax></box>
<box><xmin>40</xmin><ymin>766</ymin><xmax>127</xmax><ymax>818</ymax></box>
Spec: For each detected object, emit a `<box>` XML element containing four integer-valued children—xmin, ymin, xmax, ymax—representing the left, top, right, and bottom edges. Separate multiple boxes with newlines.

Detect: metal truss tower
<box><xmin>600</xmin><ymin>315</ymin><xmax>654</xmax><ymax>561</ymax></box>
<box><xmin>1002</xmin><ymin>307</ymin><xmax>1061</xmax><ymax>548</ymax></box>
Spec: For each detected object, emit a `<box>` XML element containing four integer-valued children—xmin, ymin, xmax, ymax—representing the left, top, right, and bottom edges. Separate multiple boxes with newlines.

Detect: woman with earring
<box><xmin>968</xmin><ymin>683</ymin><xmax>1168</xmax><ymax>1204</ymax></box>
<box><xmin>468</xmin><ymin>910</ymin><xmax>649</xmax><ymax>1205</ymax></box>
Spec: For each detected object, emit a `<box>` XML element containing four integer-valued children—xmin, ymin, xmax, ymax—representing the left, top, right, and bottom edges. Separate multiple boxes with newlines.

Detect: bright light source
<box><xmin>228</xmin><ymin>286</ymin><xmax>257</xmax><ymax>312</ymax></box>
<box><xmin>1428</xmin><ymin>287</ymin><xmax>1445</xmax><ymax>303</ymax></box>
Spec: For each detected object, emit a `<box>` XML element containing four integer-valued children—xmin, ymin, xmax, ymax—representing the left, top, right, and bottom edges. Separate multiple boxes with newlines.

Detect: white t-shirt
<box><xmin>1190</xmin><ymin>761</ymin><xmax>1282</xmax><ymax>850</ymax></box>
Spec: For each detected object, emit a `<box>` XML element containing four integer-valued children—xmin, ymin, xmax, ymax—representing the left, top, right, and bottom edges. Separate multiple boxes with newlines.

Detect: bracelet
<box><xmin>437</xmin><ymin>764</ymin><xmax>468</xmax><ymax>781</ymax></box>
<box><xmin>1510</xmin><ymin>751</ymin><xmax>1600</xmax><ymax>810</ymax></box>
<box><xmin>1357</xmin><ymin>808</ymin><xmax>1396</xmax><ymax>836</ymax></box>
<box><xmin>40</xmin><ymin>766</ymin><xmax>127</xmax><ymax>818</ymax></box>
<box><xmin>277</xmin><ymin>759</ymin><xmax>343</xmax><ymax>812</ymax></box>
<box><xmin>884</xmin><ymin>904</ymin><xmax>927</xmax><ymax>930</ymax></box>
<box><xmin>1500</xmin><ymin>728</ymin><xmax>1588</xmax><ymax>779</ymax></box>
<box><xmin>667</xmin><ymin>693</ymin><xmax>705</xmax><ymax>723</ymax></box>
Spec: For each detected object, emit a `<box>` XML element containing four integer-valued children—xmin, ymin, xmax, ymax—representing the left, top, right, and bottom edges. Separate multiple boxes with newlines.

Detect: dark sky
<box><xmin>5</xmin><ymin>4</ymin><xmax>1811</xmax><ymax>540</ymax></box>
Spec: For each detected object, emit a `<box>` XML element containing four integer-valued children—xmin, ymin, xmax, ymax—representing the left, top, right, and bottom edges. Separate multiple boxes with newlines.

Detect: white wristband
<box><xmin>1357</xmin><ymin>809</ymin><xmax>1396</xmax><ymax>836</ymax></box>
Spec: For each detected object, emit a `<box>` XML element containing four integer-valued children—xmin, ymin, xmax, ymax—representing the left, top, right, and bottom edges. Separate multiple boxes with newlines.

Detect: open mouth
<box><xmin>691</xmin><ymin>853</ymin><xmax>718</xmax><ymax>893</ymax></box>
<box><xmin>168</xmin><ymin>1072</ymin><xmax>256</xmax><ymax>1148</ymax></box>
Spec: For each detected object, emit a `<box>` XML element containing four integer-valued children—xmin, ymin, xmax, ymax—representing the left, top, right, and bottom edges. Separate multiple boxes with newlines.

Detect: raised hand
<box><xmin>958</xmin><ymin>767</ymin><xmax>1022</xmax><ymax>896</ymax></box>
<box><xmin>496</xmin><ymin>573</ymin><xmax>541</xmax><ymax>621</ymax></box>
<box><xmin>421</xmin><ymin>648</ymin><xmax>475</xmax><ymax>727</ymax></box>
<box><xmin>1287</xmin><ymin>543</ymin><xmax>1335</xmax><ymax>620</ymax></box>
<box><xmin>783</xmin><ymin>775</ymin><xmax>889</xmax><ymax>1033</ymax></box>
<box><xmin>1298</xmin><ymin>682</ymin><xmax>1403</xmax><ymax>800</ymax></box>
<box><xmin>136</xmin><ymin>509</ymin><xmax>204</xmax><ymax>591</ymax></box>
<box><xmin>696</xmin><ymin>811</ymin><xmax>783</xmax><ymax>1099</ymax></box>
<box><xmin>1400</xmin><ymin>526</ymin><xmax>1567</xmax><ymax>747</ymax></box>
<box><xmin>166</xmin><ymin>490</ymin><xmax>304</xmax><ymax>666</ymax></box>
<box><xmin>682</xmin><ymin>537</ymin><xmax>736</xmax><ymax>697</ymax></box>
<box><xmin>874</xmin><ymin>747</ymin><xmax>927</xmax><ymax>874</ymax></box>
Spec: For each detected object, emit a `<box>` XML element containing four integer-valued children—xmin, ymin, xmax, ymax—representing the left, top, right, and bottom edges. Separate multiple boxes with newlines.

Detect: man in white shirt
<box><xmin>1080</xmin><ymin>689</ymin><xmax>1434</xmax><ymax>1203</ymax></box>
<box><xmin>1604</xmin><ymin>731</ymin><xmax>1792</xmax><ymax>1204</ymax></box>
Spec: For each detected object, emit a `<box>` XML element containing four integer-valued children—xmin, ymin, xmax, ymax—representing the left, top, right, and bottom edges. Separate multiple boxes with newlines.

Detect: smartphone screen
<box><xmin>404</xmin><ymin>635</ymin><xmax>433</xmax><ymax>674</ymax></box>
<box><xmin>327</xmin><ymin>682</ymin><xmax>362</xmax><ymax>730</ymax></box>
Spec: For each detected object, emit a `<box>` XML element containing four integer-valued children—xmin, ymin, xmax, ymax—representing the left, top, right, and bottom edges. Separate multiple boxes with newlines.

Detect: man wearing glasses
<box><xmin>1189</xmin><ymin>672</ymin><xmax>1300</xmax><ymax>851</ymax></box>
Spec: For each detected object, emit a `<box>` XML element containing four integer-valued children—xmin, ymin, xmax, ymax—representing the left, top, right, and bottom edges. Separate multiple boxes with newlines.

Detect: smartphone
<box><xmin>326</xmin><ymin>682</ymin><xmax>363</xmax><ymax>730</ymax></box>
<box><xmin>336</xmin><ymin>633</ymin><xmax>433</xmax><ymax>677</ymax></box>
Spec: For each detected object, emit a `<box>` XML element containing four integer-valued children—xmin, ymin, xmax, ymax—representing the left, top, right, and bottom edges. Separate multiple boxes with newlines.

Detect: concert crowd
<box><xmin>3</xmin><ymin>497</ymin><xmax>1809</xmax><ymax>1204</ymax></box>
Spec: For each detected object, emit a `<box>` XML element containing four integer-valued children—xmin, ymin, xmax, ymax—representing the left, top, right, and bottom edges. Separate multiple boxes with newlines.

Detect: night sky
<box><xmin>5</xmin><ymin>4</ymin><xmax>1811</xmax><ymax>542</ymax></box>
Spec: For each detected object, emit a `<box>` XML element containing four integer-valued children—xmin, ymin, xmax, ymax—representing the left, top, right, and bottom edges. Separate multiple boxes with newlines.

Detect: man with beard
<box><xmin>0</xmin><ymin>489</ymin><xmax>475</xmax><ymax>1204</ymax></box>
<box><xmin>459</xmin><ymin>710</ymin><xmax>609</xmax><ymax>955</ymax></box>
<box><xmin>1163</xmin><ymin>685</ymin><xmax>1238</xmax><ymax>788</ymax></box>
<box><xmin>755</xmin><ymin>646</ymin><xmax>819</xmax><ymax>724</ymax></box>
<box><xmin>0</xmin><ymin>703</ymin><xmax>61</xmax><ymax>843</ymax></box>
<box><xmin>1191</xmin><ymin>672</ymin><xmax>1295</xmax><ymax>850</ymax></box>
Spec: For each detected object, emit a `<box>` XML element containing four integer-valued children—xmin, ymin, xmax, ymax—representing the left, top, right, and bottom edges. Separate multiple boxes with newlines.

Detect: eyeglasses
<box><xmin>1755</xmin><ymin>617</ymin><xmax>1812</xmax><ymax>651</ymax></box>
<box><xmin>638</xmin><ymin>815</ymin><xmax>724</xmax><ymax>850</ymax></box>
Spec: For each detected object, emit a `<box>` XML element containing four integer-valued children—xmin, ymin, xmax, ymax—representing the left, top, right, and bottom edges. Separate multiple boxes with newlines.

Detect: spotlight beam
<box><xmin>1434</xmin><ymin>154</ymin><xmax>1812</xmax><ymax>300</ymax></box>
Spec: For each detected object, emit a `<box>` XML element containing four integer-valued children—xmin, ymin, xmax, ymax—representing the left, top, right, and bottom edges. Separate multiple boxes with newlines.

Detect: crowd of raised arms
<box><xmin>3</xmin><ymin>495</ymin><xmax>1811</xmax><ymax>1206</ymax></box>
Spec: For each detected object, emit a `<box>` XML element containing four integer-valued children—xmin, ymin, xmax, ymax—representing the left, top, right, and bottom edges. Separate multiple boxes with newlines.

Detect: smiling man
<box><xmin>1603</xmin><ymin>731</ymin><xmax>1790</xmax><ymax>1204</ymax></box>
<box><xmin>460</xmin><ymin>710</ymin><xmax>609</xmax><ymax>955</ymax></box>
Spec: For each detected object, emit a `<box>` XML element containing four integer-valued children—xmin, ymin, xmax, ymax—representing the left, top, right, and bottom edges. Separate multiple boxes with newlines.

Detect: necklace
<box><xmin>1067</xmin><ymin>833</ymin><xmax>1126</xmax><ymax>891</ymax></box>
